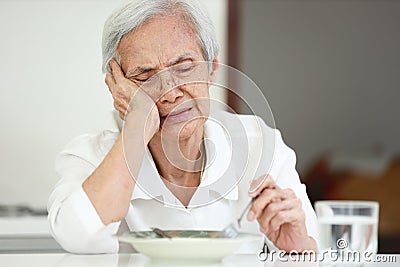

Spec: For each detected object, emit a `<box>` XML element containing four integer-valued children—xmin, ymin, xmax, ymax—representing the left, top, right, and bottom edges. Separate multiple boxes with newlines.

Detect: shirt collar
<box><xmin>131</xmin><ymin>115</ymin><xmax>239</xmax><ymax>206</ymax></box>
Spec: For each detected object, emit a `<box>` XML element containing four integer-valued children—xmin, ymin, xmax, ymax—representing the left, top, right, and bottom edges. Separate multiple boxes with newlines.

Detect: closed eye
<box><xmin>134</xmin><ymin>77</ymin><xmax>148</xmax><ymax>82</ymax></box>
<box><xmin>128</xmin><ymin>70</ymin><xmax>157</xmax><ymax>83</ymax></box>
<box><xmin>175</xmin><ymin>64</ymin><xmax>194</xmax><ymax>73</ymax></box>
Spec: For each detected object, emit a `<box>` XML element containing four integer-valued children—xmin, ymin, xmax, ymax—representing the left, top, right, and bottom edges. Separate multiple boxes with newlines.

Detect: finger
<box><xmin>120</xmin><ymin>102</ymin><xmax>129</xmax><ymax>118</ymax></box>
<box><xmin>249</xmin><ymin>174</ymin><xmax>277</xmax><ymax>197</ymax></box>
<box><xmin>113</xmin><ymin>99</ymin><xmax>129</xmax><ymax>116</ymax></box>
<box><xmin>281</xmin><ymin>188</ymin><xmax>296</xmax><ymax>200</ymax></box>
<box><xmin>109</xmin><ymin>60</ymin><xmax>140</xmax><ymax>98</ymax></box>
<box><xmin>258</xmin><ymin>198</ymin><xmax>302</xmax><ymax>232</ymax></box>
<box><xmin>114</xmin><ymin>100</ymin><xmax>122</xmax><ymax>112</ymax></box>
<box><xmin>268</xmin><ymin>209</ymin><xmax>305</xmax><ymax>235</ymax></box>
<box><xmin>119</xmin><ymin>111</ymin><xmax>125</xmax><ymax>121</ymax></box>
<box><xmin>247</xmin><ymin>188</ymin><xmax>281</xmax><ymax>221</ymax></box>
<box><xmin>110</xmin><ymin>60</ymin><xmax>126</xmax><ymax>84</ymax></box>
<box><xmin>114</xmin><ymin>89</ymin><xmax>131</xmax><ymax>104</ymax></box>
<box><xmin>105</xmin><ymin>76</ymin><xmax>116</xmax><ymax>97</ymax></box>
<box><xmin>105</xmin><ymin>73</ymin><xmax>116</xmax><ymax>88</ymax></box>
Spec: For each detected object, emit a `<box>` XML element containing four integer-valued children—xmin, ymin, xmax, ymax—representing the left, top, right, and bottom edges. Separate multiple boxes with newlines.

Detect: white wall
<box><xmin>0</xmin><ymin>0</ymin><xmax>227</xmax><ymax>208</ymax></box>
<box><xmin>241</xmin><ymin>0</ymin><xmax>400</xmax><ymax>174</ymax></box>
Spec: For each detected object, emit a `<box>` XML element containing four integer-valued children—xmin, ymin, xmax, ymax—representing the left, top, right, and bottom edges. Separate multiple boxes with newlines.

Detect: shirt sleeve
<box><xmin>47</xmin><ymin>133</ymin><xmax>121</xmax><ymax>254</ymax></box>
<box><xmin>270</xmin><ymin>129</ymin><xmax>318</xmax><ymax>243</ymax></box>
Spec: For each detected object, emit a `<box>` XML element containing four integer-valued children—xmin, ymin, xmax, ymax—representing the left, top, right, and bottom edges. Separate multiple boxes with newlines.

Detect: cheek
<box><xmin>186</xmin><ymin>83</ymin><xmax>210</xmax><ymax>104</ymax></box>
<box><xmin>179</xmin><ymin>118</ymin><xmax>207</xmax><ymax>140</ymax></box>
<box><xmin>193</xmin><ymin>85</ymin><xmax>210</xmax><ymax>115</ymax></box>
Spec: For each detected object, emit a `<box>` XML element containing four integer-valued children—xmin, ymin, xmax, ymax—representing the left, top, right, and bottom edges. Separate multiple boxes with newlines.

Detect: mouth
<box><xmin>161</xmin><ymin>106</ymin><xmax>195</xmax><ymax>124</ymax></box>
<box><xmin>169</xmin><ymin>107</ymin><xmax>192</xmax><ymax>117</ymax></box>
<box><xmin>162</xmin><ymin>107</ymin><xmax>192</xmax><ymax>118</ymax></box>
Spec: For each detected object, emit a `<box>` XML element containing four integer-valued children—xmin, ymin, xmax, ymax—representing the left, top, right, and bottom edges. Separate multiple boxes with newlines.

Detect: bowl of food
<box><xmin>118</xmin><ymin>230</ymin><xmax>261</xmax><ymax>263</ymax></box>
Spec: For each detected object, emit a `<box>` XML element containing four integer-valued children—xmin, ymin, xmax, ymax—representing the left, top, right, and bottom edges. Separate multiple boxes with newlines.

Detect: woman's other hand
<box><xmin>247</xmin><ymin>175</ymin><xmax>317</xmax><ymax>253</ymax></box>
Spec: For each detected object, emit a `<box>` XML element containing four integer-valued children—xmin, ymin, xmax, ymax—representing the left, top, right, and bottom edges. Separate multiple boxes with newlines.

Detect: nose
<box><xmin>158</xmin><ymin>71</ymin><xmax>183</xmax><ymax>103</ymax></box>
<box><xmin>159</xmin><ymin>86</ymin><xmax>184</xmax><ymax>104</ymax></box>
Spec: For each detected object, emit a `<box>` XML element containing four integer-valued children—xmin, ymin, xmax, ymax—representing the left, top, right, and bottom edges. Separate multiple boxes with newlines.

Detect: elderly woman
<box><xmin>48</xmin><ymin>0</ymin><xmax>317</xmax><ymax>254</ymax></box>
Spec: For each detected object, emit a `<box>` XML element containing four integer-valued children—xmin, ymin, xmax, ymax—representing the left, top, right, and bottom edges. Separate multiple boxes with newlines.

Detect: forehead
<box><xmin>117</xmin><ymin>14</ymin><xmax>204</xmax><ymax>70</ymax></box>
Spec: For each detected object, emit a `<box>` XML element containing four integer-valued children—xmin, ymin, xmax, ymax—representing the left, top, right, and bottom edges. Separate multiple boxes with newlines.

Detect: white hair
<box><xmin>102</xmin><ymin>0</ymin><xmax>220</xmax><ymax>73</ymax></box>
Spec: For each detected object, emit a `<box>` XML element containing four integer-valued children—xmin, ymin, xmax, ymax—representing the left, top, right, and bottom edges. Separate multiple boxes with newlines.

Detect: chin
<box><xmin>162</xmin><ymin>118</ymin><xmax>205</xmax><ymax>141</ymax></box>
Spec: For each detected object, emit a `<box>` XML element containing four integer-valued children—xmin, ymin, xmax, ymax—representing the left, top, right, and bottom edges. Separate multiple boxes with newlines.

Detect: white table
<box><xmin>0</xmin><ymin>216</ymin><xmax>64</xmax><ymax>253</ymax></box>
<box><xmin>0</xmin><ymin>253</ymin><xmax>398</xmax><ymax>267</ymax></box>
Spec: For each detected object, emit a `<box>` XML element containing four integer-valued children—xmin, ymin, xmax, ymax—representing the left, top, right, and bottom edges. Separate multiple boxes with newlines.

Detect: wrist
<box><xmin>299</xmin><ymin>236</ymin><xmax>318</xmax><ymax>253</ymax></box>
<box><xmin>124</xmin><ymin>107</ymin><xmax>159</xmax><ymax>144</ymax></box>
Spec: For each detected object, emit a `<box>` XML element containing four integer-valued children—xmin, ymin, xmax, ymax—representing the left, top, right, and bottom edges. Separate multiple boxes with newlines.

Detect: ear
<box><xmin>208</xmin><ymin>57</ymin><xmax>220</xmax><ymax>85</ymax></box>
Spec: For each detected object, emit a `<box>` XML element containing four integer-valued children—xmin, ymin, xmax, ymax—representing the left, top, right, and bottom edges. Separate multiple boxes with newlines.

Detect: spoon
<box><xmin>221</xmin><ymin>197</ymin><xmax>256</xmax><ymax>238</ymax></box>
<box><xmin>151</xmin><ymin>227</ymin><xmax>172</xmax><ymax>239</ymax></box>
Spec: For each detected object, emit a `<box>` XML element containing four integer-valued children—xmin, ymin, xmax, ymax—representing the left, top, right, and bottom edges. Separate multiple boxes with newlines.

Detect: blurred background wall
<box><xmin>0</xmin><ymin>0</ymin><xmax>227</xmax><ymax>208</ymax></box>
<box><xmin>237</xmin><ymin>0</ymin><xmax>400</xmax><ymax>252</ymax></box>
<box><xmin>240</xmin><ymin>0</ymin><xmax>400</xmax><ymax>173</ymax></box>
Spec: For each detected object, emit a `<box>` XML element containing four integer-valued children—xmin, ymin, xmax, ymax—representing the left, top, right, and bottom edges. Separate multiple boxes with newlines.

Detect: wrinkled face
<box><xmin>117</xmin><ymin>14</ymin><xmax>216</xmax><ymax>141</ymax></box>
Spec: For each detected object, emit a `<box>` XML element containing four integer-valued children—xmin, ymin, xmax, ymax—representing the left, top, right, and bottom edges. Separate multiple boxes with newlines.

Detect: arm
<box><xmin>83</xmin><ymin>60</ymin><xmax>159</xmax><ymax>225</ymax></box>
<box><xmin>47</xmin><ymin>133</ymin><xmax>124</xmax><ymax>253</ymax></box>
<box><xmin>48</xmin><ymin>61</ymin><xmax>159</xmax><ymax>253</ymax></box>
<box><xmin>247</xmin><ymin>129</ymin><xmax>318</xmax><ymax>253</ymax></box>
<box><xmin>82</xmin><ymin>133</ymin><xmax>140</xmax><ymax>225</ymax></box>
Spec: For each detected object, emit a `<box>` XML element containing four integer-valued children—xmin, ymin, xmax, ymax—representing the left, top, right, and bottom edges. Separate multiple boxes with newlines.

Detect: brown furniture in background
<box><xmin>304</xmin><ymin>156</ymin><xmax>400</xmax><ymax>253</ymax></box>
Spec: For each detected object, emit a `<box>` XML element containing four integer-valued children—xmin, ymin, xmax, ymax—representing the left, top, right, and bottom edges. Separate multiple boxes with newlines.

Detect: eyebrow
<box><xmin>125</xmin><ymin>52</ymin><xmax>197</xmax><ymax>78</ymax></box>
<box><xmin>126</xmin><ymin>66</ymin><xmax>155</xmax><ymax>77</ymax></box>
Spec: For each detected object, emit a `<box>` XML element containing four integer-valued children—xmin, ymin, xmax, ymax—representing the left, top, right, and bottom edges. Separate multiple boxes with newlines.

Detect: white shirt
<box><xmin>47</xmin><ymin>110</ymin><xmax>317</xmax><ymax>254</ymax></box>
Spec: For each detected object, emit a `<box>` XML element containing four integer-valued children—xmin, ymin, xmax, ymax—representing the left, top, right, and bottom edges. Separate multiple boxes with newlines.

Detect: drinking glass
<box><xmin>315</xmin><ymin>201</ymin><xmax>379</xmax><ymax>254</ymax></box>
